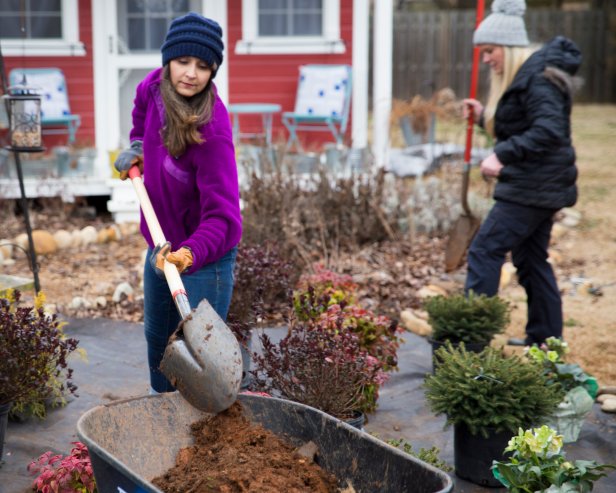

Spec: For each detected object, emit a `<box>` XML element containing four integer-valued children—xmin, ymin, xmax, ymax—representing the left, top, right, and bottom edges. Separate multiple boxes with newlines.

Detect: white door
<box><xmin>92</xmin><ymin>0</ymin><xmax>228</xmax><ymax>176</ymax></box>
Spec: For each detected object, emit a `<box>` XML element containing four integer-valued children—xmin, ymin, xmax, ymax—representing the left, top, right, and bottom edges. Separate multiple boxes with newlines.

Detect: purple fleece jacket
<box><xmin>129</xmin><ymin>68</ymin><xmax>242</xmax><ymax>273</ymax></box>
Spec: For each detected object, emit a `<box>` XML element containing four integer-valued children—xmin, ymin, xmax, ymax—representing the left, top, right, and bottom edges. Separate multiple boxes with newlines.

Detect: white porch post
<box><xmin>202</xmin><ymin>0</ymin><xmax>229</xmax><ymax>105</ymax></box>
<box><xmin>372</xmin><ymin>0</ymin><xmax>393</xmax><ymax>168</ymax></box>
<box><xmin>352</xmin><ymin>0</ymin><xmax>369</xmax><ymax>150</ymax></box>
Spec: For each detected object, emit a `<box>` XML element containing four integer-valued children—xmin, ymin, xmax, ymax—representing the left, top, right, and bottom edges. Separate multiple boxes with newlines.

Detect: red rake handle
<box><xmin>462</xmin><ymin>0</ymin><xmax>486</xmax><ymax>215</ymax></box>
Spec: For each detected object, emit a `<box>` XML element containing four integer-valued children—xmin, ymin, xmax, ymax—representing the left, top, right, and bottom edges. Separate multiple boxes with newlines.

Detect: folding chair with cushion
<box><xmin>282</xmin><ymin>64</ymin><xmax>352</xmax><ymax>152</ymax></box>
<box><xmin>9</xmin><ymin>68</ymin><xmax>81</xmax><ymax>145</ymax></box>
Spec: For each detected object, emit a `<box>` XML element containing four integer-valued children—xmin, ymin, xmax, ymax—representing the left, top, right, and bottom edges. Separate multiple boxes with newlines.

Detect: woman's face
<box><xmin>478</xmin><ymin>44</ymin><xmax>505</xmax><ymax>75</ymax></box>
<box><xmin>169</xmin><ymin>56</ymin><xmax>213</xmax><ymax>97</ymax></box>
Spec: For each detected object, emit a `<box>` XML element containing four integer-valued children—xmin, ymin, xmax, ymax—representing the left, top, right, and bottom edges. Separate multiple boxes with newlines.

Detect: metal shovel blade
<box><xmin>444</xmin><ymin>214</ymin><xmax>481</xmax><ymax>272</ymax></box>
<box><xmin>160</xmin><ymin>298</ymin><xmax>243</xmax><ymax>414</ymax></box>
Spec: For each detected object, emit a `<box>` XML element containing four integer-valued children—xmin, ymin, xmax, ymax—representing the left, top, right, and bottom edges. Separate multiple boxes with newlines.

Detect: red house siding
<box><xmin>4</xmin><ymin>0</ymin><xmax>95</xmax><ymax>149</ymax></box>
<box><xmin>227</xmin><ymin>0</ymin><xmax>354</xmax><ymax>150</ymax></box>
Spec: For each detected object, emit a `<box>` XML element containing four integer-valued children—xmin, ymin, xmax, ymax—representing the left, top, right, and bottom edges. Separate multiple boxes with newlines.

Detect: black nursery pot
<box><xmin>430</xmin><ymin>339</ymin><xmax>487</xmax><ymax>372</ymax></box>
<box><xmin>453</xmin><ymin>422</ymin><xmax>512</xmax><ymax>488</ymax></box>
<box><xmin>0</xmin><ymin>402</ymin><xmax>10</xmax><ymax>460</ymax></box>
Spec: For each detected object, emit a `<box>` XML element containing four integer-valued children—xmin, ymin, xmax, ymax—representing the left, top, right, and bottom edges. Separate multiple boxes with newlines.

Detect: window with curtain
<box><xmin>117</xmin><ymin>0</ymin><xmax>199</xmax><ymax>53</ymax></box>
<box><xmin>258</xmin><ymin>0</ymin><xmax>323</xmax><ymax>37</ymax></box>
<box><xmin>0</xmin><ymin>0</ymin><xmax>62</xmax><ymax>39</ymax></box>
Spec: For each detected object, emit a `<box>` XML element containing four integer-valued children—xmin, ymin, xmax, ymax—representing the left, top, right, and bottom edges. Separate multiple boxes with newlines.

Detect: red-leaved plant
<box><xmin>251</xmin><ymin>312</ymin><xmax>383</xmax><ymax>419</ymax></box>
<box><xmin>294</xmin><ymin>282</ymin><xmax>402</xmax><ymax>372</ymax></box>
<box><xmin>227</xmin><ymin>241</ymin><xmax>295</xmax><ymax>344</ymax></box>
<box><xmin>28</xmin><ymin>441</ymin><xmax>97</xmax><ymax>493</ymax></box>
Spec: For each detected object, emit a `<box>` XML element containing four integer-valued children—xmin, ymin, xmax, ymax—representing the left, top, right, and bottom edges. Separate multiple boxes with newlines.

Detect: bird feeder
<box><xmin>3</xmin><ymin>80</ymin><xmax>44</xmax><ymax>152</ymax></box>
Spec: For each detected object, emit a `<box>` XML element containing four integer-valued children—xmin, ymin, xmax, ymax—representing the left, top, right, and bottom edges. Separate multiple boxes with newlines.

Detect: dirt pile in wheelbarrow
<box><xmin>152</xmin><ymin>402</ymin><xmax>339</xmax><ymax>493</ymax></box>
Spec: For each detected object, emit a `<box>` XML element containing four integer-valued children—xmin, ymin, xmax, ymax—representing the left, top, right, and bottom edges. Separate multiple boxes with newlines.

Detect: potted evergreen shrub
<box><xmin>424</xmin><ymin>291</ymin><xmax>510</xmax><ymax>368</ymax></box>
<box><xmin>525</xmin><ymin>337</ymin><xmax>598</xmax><ymax>443</ymax></box>
<box><xmin>0</xmin><ymin>290</ymin><xmax>79</xmax><ymax>460</ymax></box>
<box><xmin>424</xmin><ymin>343</ymin><xmax>563</xmax><ymax>487</ymax></box>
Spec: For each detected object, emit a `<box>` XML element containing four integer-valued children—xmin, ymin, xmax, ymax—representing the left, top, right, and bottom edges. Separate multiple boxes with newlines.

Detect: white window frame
<box><xmin>235</xmin><ymin>0</ymin><xmax>345</xmax><ymax>55</ymax></box>
<box><xmin>0</xmin><ymin>0</ymin><xmax>85</xmax><ymax>57</ymax></box>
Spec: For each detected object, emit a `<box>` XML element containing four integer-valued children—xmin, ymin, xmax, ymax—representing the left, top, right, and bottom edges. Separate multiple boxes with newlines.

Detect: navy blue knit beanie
<box><xmin>161</xmin><ymin>12</ymin><xmax>224</xmax><ymax>70</ymax></box>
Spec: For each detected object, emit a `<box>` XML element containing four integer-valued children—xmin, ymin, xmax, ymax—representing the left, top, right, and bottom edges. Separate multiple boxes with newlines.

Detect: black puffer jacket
<box><xmin>493</xmin><ymin>36</ymin><xmax>582</xmax><ymax>209</ymax></box>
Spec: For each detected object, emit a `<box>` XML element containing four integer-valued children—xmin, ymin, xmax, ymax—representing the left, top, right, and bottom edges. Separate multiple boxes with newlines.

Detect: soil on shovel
<box><xmin>152</xmin><ymin>402</ymin><xmax>340</xmax><ymax>493</ymax></box>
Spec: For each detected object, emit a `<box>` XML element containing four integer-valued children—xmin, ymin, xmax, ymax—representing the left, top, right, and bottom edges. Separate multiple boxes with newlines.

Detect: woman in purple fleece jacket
<box><xmin>114</xmin><ymin>12</ymin><xmax>242</xmax><ymax>394</ymax></box>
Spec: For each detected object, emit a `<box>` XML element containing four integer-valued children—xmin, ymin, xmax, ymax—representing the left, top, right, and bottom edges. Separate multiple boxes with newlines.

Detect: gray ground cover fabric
<box><xmin>1</xmin><ymin>318</ymin><xmax>614</xmax><ymax>492</ymax></box>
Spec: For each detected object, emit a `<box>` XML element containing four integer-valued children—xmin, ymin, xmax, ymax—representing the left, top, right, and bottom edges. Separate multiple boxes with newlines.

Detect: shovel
<box><xmin>444</xmin><ymin>0</ymin><xmax>485</xmax><ymax>272</ymax></box>
<box><xmin>128</xmin><ymin>166</ymin><xmax>242</xmax><ymax>413</ymax></box>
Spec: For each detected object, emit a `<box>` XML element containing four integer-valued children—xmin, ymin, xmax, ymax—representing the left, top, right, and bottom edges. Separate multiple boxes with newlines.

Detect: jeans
<box><xmin>143</xmin><ymin>246</ymin><xmax>237</xmax><ymax>392</ymax></box>
<box><xmin>465</xmin><ymin>201</ymin><xmax>562</xmax><ymax>345</ymax></box>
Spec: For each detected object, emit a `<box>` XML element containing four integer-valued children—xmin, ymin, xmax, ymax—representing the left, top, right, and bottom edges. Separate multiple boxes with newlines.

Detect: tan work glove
<box><xmin>150</xmin><ymin>243</ymin><xmax>194</xmax><ymax>276</ymax></box>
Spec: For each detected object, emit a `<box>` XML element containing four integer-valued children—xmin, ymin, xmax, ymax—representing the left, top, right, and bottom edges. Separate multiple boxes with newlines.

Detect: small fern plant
<box><xmin>424</xmin><ymin>344</ymin><xmax>563</xmax><ymax>438</ymax></box>
<box><xmin>424</xmin><ymin>291</ymin><xmax>510</xmax><ymax>345</ymax></box>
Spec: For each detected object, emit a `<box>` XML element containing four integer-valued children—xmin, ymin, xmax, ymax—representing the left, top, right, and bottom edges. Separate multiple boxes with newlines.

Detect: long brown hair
<box><xmin>159</xmin><ymin>64</ymin><xmax>216</xmax><ymax>156</ymax></box>
<box><xmin>483</xmin><ymin>45</ymin><xmax>537</xmax><ymax>137</ymax></box>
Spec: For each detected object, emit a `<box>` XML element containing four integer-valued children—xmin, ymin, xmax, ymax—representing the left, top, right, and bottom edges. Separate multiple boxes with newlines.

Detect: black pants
<box><xmin>464</xmin><ymin>200</ymin><xmax>562</xmax><ymax>345</ymax></box>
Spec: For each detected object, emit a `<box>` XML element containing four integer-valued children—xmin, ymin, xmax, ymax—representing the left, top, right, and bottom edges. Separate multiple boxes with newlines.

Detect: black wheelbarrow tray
<box><xmin>77</xmin><ymin>392</ymin><xmax>453</xmax><ymax>493</ymax></box>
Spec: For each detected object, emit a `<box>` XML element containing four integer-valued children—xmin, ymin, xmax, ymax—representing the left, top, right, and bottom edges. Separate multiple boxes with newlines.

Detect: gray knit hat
<box><xmin>473</xmin><ymin>0</ymin><xmax>529</xmax><ymax>46</ymax></box>
<box><xmin>161</xmin><ymin>12</ymin><xmax>224</xmax><ymax>69</ymax></box>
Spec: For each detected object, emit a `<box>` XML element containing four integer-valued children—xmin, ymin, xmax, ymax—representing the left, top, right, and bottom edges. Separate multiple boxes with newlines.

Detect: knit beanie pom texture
<box><xmin>473</xmin><ymin>0</ymin><xmax>529</xmax><ymax>47</ymax></box>
<box><xmin>492</xmin><ymin>0</ymin><xmax>526</xmax><ymax>17</ymax></box>
<box><xmin>161</xmin><ymin>12</ymin><xmax>224</xmax><ymax>69</ymax></box>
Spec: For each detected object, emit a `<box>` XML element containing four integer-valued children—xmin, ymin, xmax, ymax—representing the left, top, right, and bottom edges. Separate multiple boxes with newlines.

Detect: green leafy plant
<box><xmin>424</xmin><ymin>291</ymin><xmax>510</xmax><ymax>345</ymax></box>
<box><xmin>424</xmin><ymin>344</ymin><xmax>563</xmax><ymax>437</ymax></box>
<box><xmin>386</xmin><ymin>437</ymin><xmax>452</xmax><ymax>472</ymax></box>
<box><xmin>28</xmin><ymin>441</ymin><xmax>97</xmax><ymax>492</ymax></box>
<box><xmin>492</xmin><ymin>425</ymin><xmax>615</xmax><ymax>492</ymax></box>
<box><xmin>0</xmin><ymin>290</ymin><xmax>79</xmax><ymax>408</ymax></box>
<box><xmin>525</xmin><ymin>337</ymin><xmax>598</xmax><ymax>398</ymax></box>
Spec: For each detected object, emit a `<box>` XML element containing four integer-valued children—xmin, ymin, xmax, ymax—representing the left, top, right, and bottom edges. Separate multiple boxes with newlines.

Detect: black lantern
<box><xmin>3</xmin><ymin>78</ymin><xmax>44</xmax><ymax>152</ymax></box>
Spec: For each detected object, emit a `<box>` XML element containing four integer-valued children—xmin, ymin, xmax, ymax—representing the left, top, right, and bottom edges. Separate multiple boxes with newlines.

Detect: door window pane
<box><xmin>258</xmin><ymin>0</ymin><xmax>322</xmax><ymax>37</ymax></box>
<box><xmin>0</xmin><ymin>0</ymin><xmax>62</xmax><ymax>39</ymax></box>
<box><xmin>117</xmin><ymin>0</ymin><xmax>194</xmax><ymax>54</ymax></box>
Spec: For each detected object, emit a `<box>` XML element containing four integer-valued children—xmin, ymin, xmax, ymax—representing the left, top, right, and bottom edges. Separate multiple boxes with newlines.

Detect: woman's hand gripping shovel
<box><xmin>127</xmin><ymin>166</ymin><xmax>242</xmax><ymax>413</ymax></box>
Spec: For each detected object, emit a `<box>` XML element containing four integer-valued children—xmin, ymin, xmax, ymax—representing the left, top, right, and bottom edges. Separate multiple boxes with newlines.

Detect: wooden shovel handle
<box><xmin>128</xmin><ymin>166</ymin><xmax>189</xmax><ymax>316</ymax></box>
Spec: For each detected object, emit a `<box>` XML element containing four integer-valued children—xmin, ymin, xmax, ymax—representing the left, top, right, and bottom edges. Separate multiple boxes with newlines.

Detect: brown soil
<box><xmin>151</xmin><ymin>402</ymin><xmax>338</xmax><ymax>493</ymax></box>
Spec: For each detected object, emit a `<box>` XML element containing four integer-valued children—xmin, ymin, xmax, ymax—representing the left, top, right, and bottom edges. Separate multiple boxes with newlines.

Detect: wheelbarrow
<box><xmin>77</xmin><ymin>392</ymin><xmax>453</xmax><ymax>493</ymax></box>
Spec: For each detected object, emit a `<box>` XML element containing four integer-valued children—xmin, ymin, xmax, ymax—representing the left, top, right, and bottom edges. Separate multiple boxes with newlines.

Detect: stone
<box><xmin>596</xmin><ymin>393</ymin><xmax>616</xmax><ymax>404</ymax></box>
<box><xmin>70</xmin><ymin>296</ymin><xmax>91</xmax><ymax>309</ymax></box>
<box><xmin>14</xmin><ymin>233</ymin><xmax>29</xmax><ymax>250</ymax></box>
<box><xmin>0</xmin><ymin>240</ymin><xmax>13</xmax><ymax>259</ymax></box>
<box><xmin>53</xmin><ymin>230</ymin><xmax>73</xmax><ymax>250</ymax></box>
<box><xmin>31</xmin><ymin>230</ymin><xmax>58</xmax><ymax>255</ymax></box>
<box><xmin>499</xmin><ymin>262</ymin><xmax>516</xmax><ymax>289</ymax></box>
<box><xmin>95</xmin><ymin>296</ymin><xmax>108</xmax><ymax>308</ymax></box>
<box><xmin>600</xmin><ymin>398</ymin><xmax>616</xmax><ymax>413</ymax></box>
<box><xmin>112</xmin><ymin>282</ymin><xmax>134</xmax><ymax>303</ymax></box>
<box><xmin>598</xmin><ymin>386</ymin><xmax>616</xmax><ymax>396</ymax></box>
<box><xmin>71</xmin><ymin>229</ymin><xmax>83</xmax><ymax>247</ymax></box>
<box><xmin>416</xmin><ymin>284</ymin><xmax>447</xmax><ymax>299</ymax></box>
<box><xmin>559</xmin><ymin>207</ymin><xmax>582</xmax><ymax>228</ymax></box>
<box><xmin>80</xmin><ymin>225</ymin><xmax>98</xmax><ymax>246</ymax></box>
<box><xmin>400</xmin><ymin>309</ymin><xmax>432</xmax><ymax>337</ymax></box>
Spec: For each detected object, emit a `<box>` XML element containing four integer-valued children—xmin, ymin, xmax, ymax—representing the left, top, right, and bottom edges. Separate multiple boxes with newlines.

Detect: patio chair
<box><xmin>282</xmin><ymin>64</ymin><xmax>352</xmax><ymax>152</ymax></box>
<box><xmin>9</xmin><ymin>68</ymin><xmax>81</xmax><ymax>145</ymax></box>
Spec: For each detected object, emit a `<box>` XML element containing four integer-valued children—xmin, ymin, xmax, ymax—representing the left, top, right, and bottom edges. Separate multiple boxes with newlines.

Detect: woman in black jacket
<box><xmin>464</xmin><ymin>0</ymin><xmax>582</xmax><ymax>345</ymax></box>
